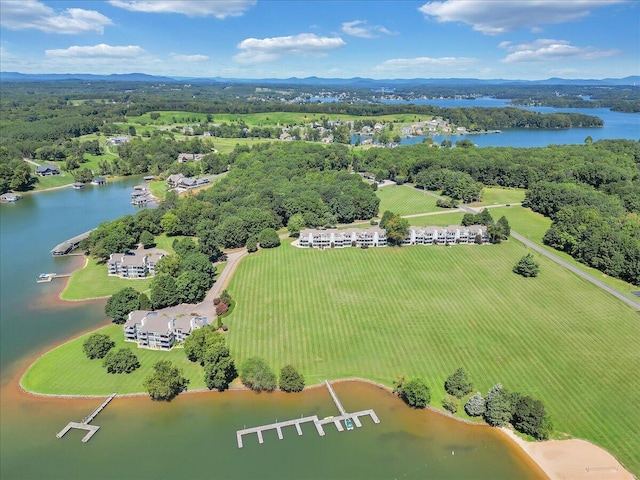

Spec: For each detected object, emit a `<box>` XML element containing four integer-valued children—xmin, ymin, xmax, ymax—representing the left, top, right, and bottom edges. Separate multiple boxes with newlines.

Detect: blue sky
<box><xmin>1</xmin><ymin>0</ymin><xmax>638</xmax><ymax>79</ymax></box>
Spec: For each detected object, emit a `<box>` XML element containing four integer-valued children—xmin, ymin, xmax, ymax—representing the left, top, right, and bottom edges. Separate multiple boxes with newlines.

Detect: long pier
<box><xmin>236</xmin><ymin>382</ymin><xmax>379</xmax><ymax>448</ymax></box>
<box><xmin>56</xmin><ymin>393</ymin><xmax>116</xmax><ymax>443</ymax></box>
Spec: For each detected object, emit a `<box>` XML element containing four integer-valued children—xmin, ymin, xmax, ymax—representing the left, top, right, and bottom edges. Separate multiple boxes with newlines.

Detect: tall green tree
<box><xmin>102</xmin><ymin>348</ymin><xmax>140</xmax><ymax>374</ymax></box>
<box><xmin>150</xmin><ymin>274</ymin><xmax>179</xmax><ymax>309</ymax></box>
<box><xmin>240</xmin><ymin>357</ymin><xmax>277</xmax><ymax>391</ymax></box>
<box><xmin>105</xmin><ymin>287</ymin><xmax>141</xmax><ymax>324</ymax></box>
<box><xmin>82</xmin><ymin>333</ymin><xmax>115</xmax><ymax>359</ymax></box>
<box><xmin>513</xmin><ymin>254</ymin><xmax>540</xmax><ymax>277</ymax></box>
<box><xmin>398</xmin><ymin>378</ymin><xmax>431</xmax><ymax>408</ymax></box>
<box><xmin>144</xmin><ymin>360</ymin><xmax>189</xmax><ymax>401</ymax></box>
<box><xmin>444</xmin><ymin>367</ymin><xmax>473</xmax><ymax>399</ymax></box>
<box><xmin>279</xmin><ymin>365</ymin><xmax>305</xmax><ymax>392</ymax></box>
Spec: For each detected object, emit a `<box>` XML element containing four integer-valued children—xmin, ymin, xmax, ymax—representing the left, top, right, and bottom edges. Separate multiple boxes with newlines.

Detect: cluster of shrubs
<box><xmin>240</xmin><ymin>357</ymin><xmax>305</xmax><ymax>393</ymax></box>
<box><xmin>213</xmin><ymin>289</ymin><xmax>233</xmax><ymax>319</ymax></box>
<box><xmin>464</xmin><ymin>383</ymin><xmax>553</xmax><ymax>440</ymax></box>
<box><xmin>82</xmin><ymin>333</ymin><xmax>140</xmax><ymax>374</ymax></box>
<box><xmin>394</xmin><ymin>367</ymin><xmax>553</xmax><ymax>441</ymax></box>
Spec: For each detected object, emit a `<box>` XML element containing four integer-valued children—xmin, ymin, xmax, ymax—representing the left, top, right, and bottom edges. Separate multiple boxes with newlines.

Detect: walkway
<box><xmin>235</xmin><ymin>381</ymin><xmax>380</xmax><ymax>448</ymax></box>
<box><xmin>56</xmin><ymin>393</ymin><xmax>116</xmax><ymax>443</ymax></box>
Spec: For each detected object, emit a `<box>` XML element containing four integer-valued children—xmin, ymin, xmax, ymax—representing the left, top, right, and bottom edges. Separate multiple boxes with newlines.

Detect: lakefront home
<box><xmin>35</xmin><ymin>164</ymin><xmax>60</xmax><ymax>176</ymax></box>
<box><xmin>298</xmin><ymin>227</ymin><xmax>387</xmax><ymax>248</ymax></box>
<box><xmin>124</xmin><ymin>310</ymin><xmax>208</xmax><ymax>350</ymax></box>
<box><xmin>297</xmin><ymin>225</ymin><xmax>490</xmax><ymax>249</ymax></box>
<box><xmin>107</xmin><ymin>249</ymin><xmax>166</xmax><ymax>278</ymax></box>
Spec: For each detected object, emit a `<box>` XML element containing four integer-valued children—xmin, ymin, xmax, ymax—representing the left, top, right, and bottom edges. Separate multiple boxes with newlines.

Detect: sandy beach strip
<box><xmin>500</xmin><ymin>428</ymin><xmax>635</xmax><ymax>480</ymax></box>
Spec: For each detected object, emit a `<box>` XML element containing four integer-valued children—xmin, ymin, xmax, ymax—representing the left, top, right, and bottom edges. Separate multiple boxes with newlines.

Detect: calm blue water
<box><xmin>0</xmin><ymin>178</ymin><xmax>143</xmax><ymax>373</ymax></box>
<box><xmin>359</xmin><ymin>97</ymin><xmax>639</xmax><ymax>147</ymax></box>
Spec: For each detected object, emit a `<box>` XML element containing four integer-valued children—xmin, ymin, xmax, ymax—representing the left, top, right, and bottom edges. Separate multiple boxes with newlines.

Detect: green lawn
<box><xmin>149</xmin><ymin>180</ymin><xmax>168</xmax><ymax>200</ymax></box>
<box><xmin>376</xmin><ymin>185</ymin><xmax>443</xmax><ymax>216</ymax></box>
<box><xmin>31</xmin><ymin>170</ymin><xmax>73</xmax><ymax>190</ymax></box>
<box><xmin>61</xmin><ymin>258</ymin><xmax>153</xmax><ymax>300</ymax></box>
<box><xmin>21</xmin><ymin>324</ymin><xmax>206</xmax><ymax>395</ymax></box>
<box><xmin>224</xmin><ymin>240</ymin><xmax>639</xmax><ymax>473</ymax></box>
<box><xmin>474</xmin><ymin>187</ymin><xmax>526</xmax><ymax>206</ymax></box>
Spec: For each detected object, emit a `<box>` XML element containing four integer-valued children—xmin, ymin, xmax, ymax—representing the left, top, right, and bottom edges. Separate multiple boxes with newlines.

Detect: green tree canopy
<box><xmin>143</xmin><ymin>360</ymin><xmax>189</xmax><ymax>401</ymax></box>
<box><xmin>102</xmin><ymin>348</ymin><xmax>140</xmax><ymax>374</ymax></box>
<box><xmin>513</xmin><ymin>253</ymin><xmax>540</xmax><ymax>277</ymax></box>
<box><xmin>240</xmin><ymin>357</ymin><xmax>277</xmax><ymax>391</ymax></box>
<box><xmin>398</xmin><ymin>378</ymin><xmax>431</xmax><ymax>408</ymax></box>
<box><xmin>444</xmin><ymin>367</ymin><xmax>473</xmax><ymax>399</ymax></box>
<box><xmin>82</xmin><ymin>333</ymin><xmax>115</xmax><ymax>360</ymax></box>
<box><xmin>150</xmin><ymin>274</ymin><xmax>179</xmax><ymax>309</ymax></box>
<box><xmin>279</xmin><ymin>365</ymin><xmax>305</xmax><ymax>392</ymax></box>
<box><xmin>258</xmin><ymin>228</ymin><xmax>280</xmax><ymax>248</ymax></box>
<box><xmin>105</xmin><ymin>287</ymin><xmax>140</xmax><ymax>324</ymax></box>
<box><xmin>140</xmin><ymin>230</ymin><xmax>155</xmax><ymax>248</ymax></box>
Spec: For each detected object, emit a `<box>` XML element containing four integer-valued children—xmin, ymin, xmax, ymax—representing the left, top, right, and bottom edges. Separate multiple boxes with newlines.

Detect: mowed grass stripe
<box><xmin>376</xmin><ymin>185</ymin><xmax>443</xmax><ymax>216</ymax></box>
<box><xmin>225</xmin><ymin>240</ymin><xmax>639</xmax><ymax>473</ymax></box>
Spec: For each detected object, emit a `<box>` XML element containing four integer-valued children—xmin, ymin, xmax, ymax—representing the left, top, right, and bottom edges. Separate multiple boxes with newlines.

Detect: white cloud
<box><xmin>419</xmin><ymin>0</ymin><xmax>626</xmax><ymax>34</ymax></box>
<box><xmin>233</xmin><ymin>33</ymin><xmax>346</xmax><ymax>63</ymax></box>
<box><xmin>45</xmin><ymin>44</ymin><xmax>147</xmax><ymax>59</ymax></box>
<box><xmin>108</xmin><ymin>0</ymin><xmax>256</xmax><ymax>18</ymax></box>
<box><xmin>170</xmin><ymin>53</ymin><xmax>210</xmax><ymax>62</ymax></box>
<box><xmin>341</xmin><ymin>20</ymin><xmax>392</xmax><ymax>39</ymax></box>
<box><xmin>374</xmin><ymin>56</ymin><xmax>478</xmax><ymax>74</ymax></box>
<box><xmin>0</xmin><ymin>0</ymin><xmax>112</xmax><ymax>34</ymax></box>
<box><xmin>499</xmin><ymin>39</ymin><xmax>619</xmax><ymax>63</ymax></box>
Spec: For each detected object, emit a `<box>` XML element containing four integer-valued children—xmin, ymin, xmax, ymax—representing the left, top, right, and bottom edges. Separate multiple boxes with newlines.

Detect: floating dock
<box><xmin>37</xmin><ymin>273</ymin><xmax>71</xmax><ymax>283</ymax></box>
<box><xmin>236</xmin><ymin>381</ymin><xmax>379</xmax><ymax>448</ymax></box>
<box><xmin>56</xmin><ymin>393</ymin><xmax>116</xmax><ymax>443</ymax></box>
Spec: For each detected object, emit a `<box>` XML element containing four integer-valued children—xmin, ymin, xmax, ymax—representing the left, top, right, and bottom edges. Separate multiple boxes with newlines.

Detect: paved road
<box><xmin>23</xmin><ymin>157</ymin><xmax>40</xmax><ymax>167</ymax></box>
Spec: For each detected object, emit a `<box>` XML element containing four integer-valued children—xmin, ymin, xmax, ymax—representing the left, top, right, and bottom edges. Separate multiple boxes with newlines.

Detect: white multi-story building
<box><xmin>403</xmin><ymin>225</ymin><xmax>489</xmax><ymax>245</ymax></box>
<box><xmin>107</xmin><ymin>250</ymin><xmax>166</xmax><ymax>278</ymax></box>
<box><xmin>298</xmin><ymin>227</ymin><xmax>387</xmax><ymax>248</ymax></box>
<box><xmin>124</xmin><ymin>310</ymin><xmax>208</xmax><ymax>350</ymax></box>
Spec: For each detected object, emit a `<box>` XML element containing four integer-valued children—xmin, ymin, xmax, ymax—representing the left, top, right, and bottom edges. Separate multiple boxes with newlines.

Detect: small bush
<box><xmin>215</xmin><ymin>302</ymin><xmax>229</xmax><ymax>316</ymax></box>
<box><xmin>442</xmin><ymin>395</ymin><xmax>458</xmax><ymax>414</ymax></box>
<box><xmin>465</xmin><ymin>392</ymin><xmax>486</xmax><ymax>417</ymax></box>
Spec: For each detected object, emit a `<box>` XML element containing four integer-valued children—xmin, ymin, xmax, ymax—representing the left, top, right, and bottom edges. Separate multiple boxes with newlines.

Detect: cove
<box><xmin>0</xmin><ymin>178</ymin><xmax>547</xmax><ymax>479</ymax></box>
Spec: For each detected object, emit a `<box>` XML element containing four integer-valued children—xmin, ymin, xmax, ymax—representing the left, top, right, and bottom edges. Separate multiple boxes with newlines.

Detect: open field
<box><xmin>61</xmin><ymin>259</ymin><xmax>153</xmax><ymax>300</ymax></box>
<box><xmin>30</xmin><ymin>168</ymin><xmax>73</xmax><ymax>191</ymax></box>
<box><xmin>376</xmin><ymin>185</ymin><xmax>444</xmax><ymax>216</ymax></box>
<box><xmin>475</xmin><ymin>187</ymin><xmax>526</xmax><ymax>206</ymax></box>
<box><xmin>225</xmin><ymin>240</ymin><xmax>639</xmax><ymax>473</ymax></box>
<box><xmin>21</xmin><ymin>324</ymin><xmax>206</xmax><ymax>395</ymax></box>
<box><xmin>126</xmin><ymin>110</ymin><xmax>431</xmax><ymax>128</ymax></box>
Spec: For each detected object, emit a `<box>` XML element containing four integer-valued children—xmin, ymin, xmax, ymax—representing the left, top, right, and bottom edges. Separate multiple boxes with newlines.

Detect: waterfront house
<box><xmin>124</xmin><ymin>310</ymin><xmax>208</xmax><ymax>350</ymax></box>
<box><xmin>35</xmin><ymin>164</ymin><xmax>60</xmax><ymax>176</ymax></box>
<box><xmin>107</xmin><ymin>249</ymin><xmax>166</xmax><ymax>278</ymax></box>
<box><xmin>166</xmin><ymin>174</ymin><xmax>184</xmax><ymax>188</ymax></box>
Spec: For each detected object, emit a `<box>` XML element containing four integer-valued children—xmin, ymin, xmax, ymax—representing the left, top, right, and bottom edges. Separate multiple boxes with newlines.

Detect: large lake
<box><xmin>4</xmin><ymin>101</ymin><xmax>634</xmax><ymax>477</ymax></box>
<box><xmin>352</xmin><ymin>97</ymin><xmax>639</xmax><ymax>147</ymax></box>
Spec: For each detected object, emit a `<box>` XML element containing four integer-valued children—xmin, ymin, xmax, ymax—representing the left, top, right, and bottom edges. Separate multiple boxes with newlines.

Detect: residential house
<box><xmin>177</xmin><ymin>153</ymin><xmax>205</xmax><ymax>163</ymax></box>
<box><xmin>106</xmin><ymin>136</ymin><xmax>130</xmax><ymax>146</ymax></box>
<box><xmin>166</xmin><ymin>174</ymin><xmax>184</xmax><ymax>188</ymax></box>
<box><xmin>107</xmin><ymin>249</ymin><xmax>166</xmax><ymax>278</ymax></box>
<box><xmin>124</xmin><ymin>310</ymin><xmax>208</xmax><ymax>350</ymax></box>
<box><xmin>298</xmin><ymin>227</ymin><xmax>387</xmax><ymax>249</ymax></box>
<box><xmin>35</xmin><ymin>164</ymin><xmax>60</xmax><ymax>176</ymax></box>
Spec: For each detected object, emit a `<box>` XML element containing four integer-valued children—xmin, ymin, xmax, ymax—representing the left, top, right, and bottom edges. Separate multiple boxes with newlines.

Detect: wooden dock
<box><xmin>51</xmin><ymin>229</ymin><xmax>95</xmax><ymax>256</ymax></box>
<box><xmin>56</xmin><ymin>393</ymin><xmax>116</xmax><ymax>443</ymax></box>
<box><xmin>236</xmin><ymin>382</ymin><xmax>379</xmax><ymax>448</ymax></box>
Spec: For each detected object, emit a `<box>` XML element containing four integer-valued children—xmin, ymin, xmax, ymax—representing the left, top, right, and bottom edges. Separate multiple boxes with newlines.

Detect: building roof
<box><xmin>125</xmin><ymin>310</ymin><xmax>151</xmax><ymax>328</ymax></box>
<box><xmin>35</xmin><ymin>164</ymin><xmax>59</xmax><ymax>173</ymax></box>
<box><xmin>138</xmin><ymin>313</ymin><xmax>172</xmax><ymax>335</ymax></box>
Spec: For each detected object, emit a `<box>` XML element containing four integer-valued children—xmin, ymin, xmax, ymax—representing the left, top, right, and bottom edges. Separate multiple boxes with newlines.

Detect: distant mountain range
<box><xmin>1</xmin><ymin>71</ymin><xmax>638</xmax><ymax>87</ymax></box>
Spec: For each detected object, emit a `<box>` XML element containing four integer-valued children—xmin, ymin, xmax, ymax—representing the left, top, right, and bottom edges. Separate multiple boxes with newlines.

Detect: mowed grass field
<box><xmin>225</xmin><ymin>240</ymin><xmax>639</xmax><ymax>473</ymax></box>
<box><xmin>21</xmin><ymin>324</ymin><xmax>206</xmax><ymax>395</ymax></box>
<box><xmin>475</xmin><ymin>186</ymin><xmax>526</xmax><ymax>206</ymax></box>
<box><xmin>61</xmin><ymin>259</ymin><xmax>153</xmax><ymax>300</ymax></box>
<box><xmin>376</xmin><ymin>185</ymin><xmax>443</xmax><ymax>216</ymax></box>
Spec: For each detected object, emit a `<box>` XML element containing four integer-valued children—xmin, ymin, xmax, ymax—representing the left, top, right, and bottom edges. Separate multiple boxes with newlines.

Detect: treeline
<box><xmin>358</xmin><ymin>139</ymin><xmax>640</xmax><ymax>285</ymax></box>
<box><xmin>526</xmin><ymin>182</ymin><xmax>640</xmax><ymax>284</ymax></box>
<box><xmin>84</xmin><ymin>141</ymin><xmax>378</xmax><ymax>253</ymax></box>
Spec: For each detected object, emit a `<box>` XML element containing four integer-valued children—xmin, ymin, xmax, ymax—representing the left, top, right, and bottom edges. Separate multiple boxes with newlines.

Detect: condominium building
<box><xmin>403</xmin><ymin>225</ymin><xmax>489</xmax><ymax>245</ymax></box>
<box><xmin>107</xmin><ymin>249</ymin><xmax>166</xmax><ymax>278</ymax></box>
<box><xmin>298</xmin><ymin>226</ymin><xmax>387</xmax><ymax>249</ymax></box>
<box><xmin>124</xmin><ymin>310</ymin><xmax>208</xmax><ymax>350</ymax></box>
